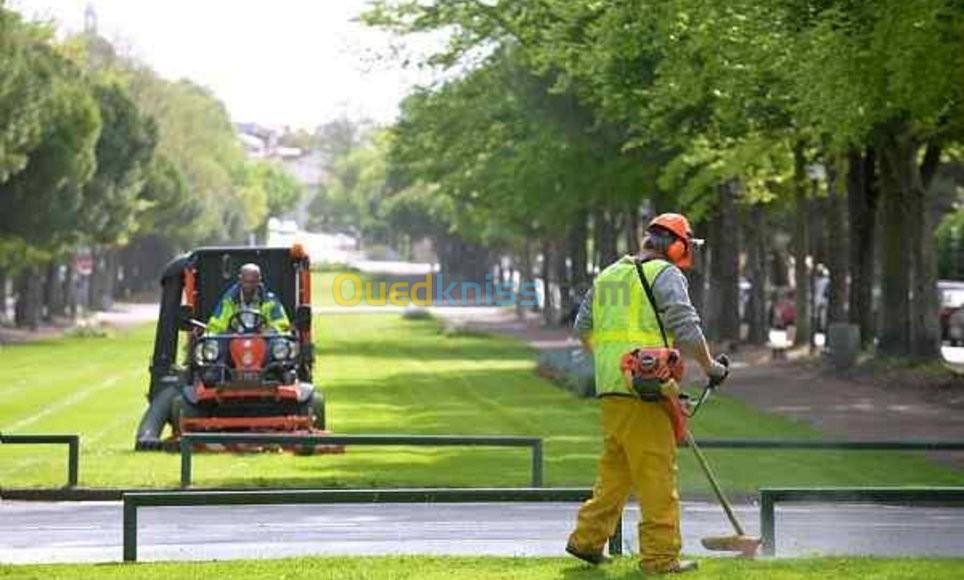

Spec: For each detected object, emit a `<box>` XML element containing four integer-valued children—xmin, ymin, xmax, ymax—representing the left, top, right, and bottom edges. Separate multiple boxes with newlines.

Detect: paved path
<box><xmin>1</xmin><ymin>500</ymin><xmax>961</xmax><ymax>564</ymax></box>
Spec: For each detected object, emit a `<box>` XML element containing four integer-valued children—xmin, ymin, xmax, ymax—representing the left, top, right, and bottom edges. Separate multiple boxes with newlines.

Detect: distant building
<box><xmin>235</xmin><ymin>123</ymin><xmax>325</xmax><ymax>226</ymax></box>
<box><xmin>266</xmin><ymin>218</ymin><xmax>359</xmax><ymax>265</ymax></box>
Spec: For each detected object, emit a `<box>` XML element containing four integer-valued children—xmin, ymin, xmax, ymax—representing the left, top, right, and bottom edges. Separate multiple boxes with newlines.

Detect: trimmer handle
<box><xmin>688</xmin><ymin>354</ymin><xmax>731</xmax><ymax>417</ymax></box>
<box><xmin>708</xmin><ymin>353</ymin><xmax>730</xmax><ymax>389</ymax></box>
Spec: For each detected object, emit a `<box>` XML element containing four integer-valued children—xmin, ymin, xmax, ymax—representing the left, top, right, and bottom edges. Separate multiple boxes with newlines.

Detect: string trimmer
<box><xmin>683</xmin><ymin>356</ymin><xmax>761</xmax><ymax>557</ymax></box>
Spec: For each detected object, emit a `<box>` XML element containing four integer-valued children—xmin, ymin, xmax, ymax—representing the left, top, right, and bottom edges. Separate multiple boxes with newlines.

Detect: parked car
<box><xmin>948</xmin><ymin>308</ymin><xmax>964</xmax><ymax>346</ymax></box>
<box><xmin>938</xmin><ymin>280</ymin><xmax>964</xmax><ymax>343</ymax></box>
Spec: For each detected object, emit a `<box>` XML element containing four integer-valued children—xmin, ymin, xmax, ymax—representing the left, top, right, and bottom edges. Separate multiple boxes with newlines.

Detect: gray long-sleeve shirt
<box><xmin>573</xmin><ymin>262</ymin><xmax>706</xmax><ymax>347</ymax></box>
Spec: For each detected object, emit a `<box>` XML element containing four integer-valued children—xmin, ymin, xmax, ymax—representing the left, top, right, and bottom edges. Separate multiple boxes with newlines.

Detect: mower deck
<box><xmin>177</xmin><ymin>416</ymin><xmax>345</xmax><ymax>454</ymax></box>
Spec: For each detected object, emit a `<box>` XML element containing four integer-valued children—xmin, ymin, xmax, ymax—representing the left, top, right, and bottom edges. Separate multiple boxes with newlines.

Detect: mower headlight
<box><xmin>194</xmin><ymin>340</ymin><xmax>220</xmax><ymax>364</ymax></box>
<box><xmin>271</xmin><ymin>339</ymin><xmax>291</xmax><ymax>360</ymax></box>
<box><xmin>271</xmin><ymin>338</ymin><xmax>299</xmax><ymax>361</ymax></box>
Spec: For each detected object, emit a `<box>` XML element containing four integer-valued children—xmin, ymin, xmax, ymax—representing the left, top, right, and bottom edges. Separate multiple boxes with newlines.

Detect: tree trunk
<box><xmin>89</xmin><ymin>247</ymin><xmax>107</xmax><ymax>312</ymax></box>
<box><xmin>770</xmin><ymin>248</ymin><xmax>789</xmax><ymax>287</ymax></box>
<box><xmin>0</xmin><ymin>267</ymin><xmax>8</xmax><ymax>324</ymax></box>
<box><xmin>810</xmin><ymin>187</ymin><xmax>828</xmax><ymax>270</ymax></box>
<box><xmin>554</xmin><ymin>237</ymin><xmax>572</xmax><ymax>324</ymax></box>
<box><xmin>569</xmin><ymin>209</ymin><xmax>589</xmax><ymax>292</ymax></box>
<box><xmin>541</xmin><ymin>239</ymin><xmax>554</xmax><ymax>325</ymax></box>
<box><xmin>599</xmin><ymin>209</ymin><xmax>619</xmax><ymax>266</ymax></box>
<box><xmin>717</xmin><ymin>181</ymin><xmax>742</xmax><ymax>344</ymax></box>
<box><xmin>793</xmin><ymin>142</ymin><xmax>812</xmax><ymax>346</ymax></box>
<box><xmin>826</xmin><ymin>159</ymin><xmax>848</xmax><ymax>324</ymax></box>
<box><xmin>705</xmin><ymin>208</ymin><xmax>722</xmax><ymax>341</ymax></box>
<box><xmin>63</xmin><ymin>260</ymin><xmax>77</xmax><ymax>320</ymax></box>
<box><xmin>847</xmin><ymin>147</ymin><xmax>879</xmax><ymax>347</ymax></box>
<box><xmin>625</xmin><ymin>202</ymin><xmax>640</xmax><ymax>255</ymax></box>
<box><xmin>877</xmin><ymin>134</ymin><xmax>911</xmax><ymax>356</ymax></box>
<box><xmin>687</xmin><ymin>238</ymin><xmax>707</xmax><ymax>320</ymax></box>
<box><xmin>591</xmin><ymin>209</ymin><xmax>603</xmax><ymax>274</ymax></box>
<box><xmin>516</xmin><ymin>239</ymin><xmax>534</xmax><ymax>321</ymax></box>
<box><xmin>14</xmin><ymin>266</ymin><xmax>42</xmax><ymax>330</ymax></box>
<box><xmin>44</xmin><ymin>259</ymin><xmax>67</xmax><ymax>320</ymax></box>
<box><xmin>906</xmin><ymin>140</ymin><xmax>941</xmax><ymax>359</ymax></box>
<box><xmin>746</xmin><ymin>203</ymin><xmax>769</xmax><ymax>344</ymax></box>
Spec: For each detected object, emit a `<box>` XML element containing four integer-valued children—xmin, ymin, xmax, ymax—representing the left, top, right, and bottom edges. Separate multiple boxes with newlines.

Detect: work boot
<box><xmin>565</xmin><ymin>543</ymin><xmax>612</xmax><ymax>565</ymax></box>
<box><xmin>641</xmin><ymin>559</ymin><xmax>699</xmax><ymax>575</ymax></box>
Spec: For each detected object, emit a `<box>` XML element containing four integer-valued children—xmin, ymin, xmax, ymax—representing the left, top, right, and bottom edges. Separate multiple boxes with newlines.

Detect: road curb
<box><xmin>1</xmin><ymin>487</ymin><xmax>755</xmax><ymax>504</ymax></box>
<box><xmin>1</xmin><ymin>488</ymin><xmax>159</xmax><ymax>501</ymax></box>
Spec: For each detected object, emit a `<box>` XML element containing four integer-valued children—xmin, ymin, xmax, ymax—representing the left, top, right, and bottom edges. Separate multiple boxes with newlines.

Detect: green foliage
<box><xmin>0</xmin><ymin>314</ymin><xmax>960</xmax><ymax>491</ymax></box>
<box><xmin>366</xmin><ymin>0</ymin><xmax>963</xmax><ymax>230</ymax></box>
<box><xmin>78</xmin><ymin>81</ymin><xmax>158</xmax><ymax>245</ymax></box>
<box><xmin>790</xmin><ymin>0</ymin><xmax>964</xmax><ymax>147</ymax></box>
<box><xmin>136</xmin><ymin>155</ymin><xmax>197</xmax><ymax>247</ymax></box>
<box><xmin>0</xmin><ymin>8</ymin><xmax>50</xmax><ymax>183</ymax></box>
<box><xmin>124</xmin><ymin>73</ymin><xmax>248</xmax><ymax>242</ymax></box>
<box><xmin>1</xmin><ymin>3</ymin><xmax>281</xmax><ymax>277</ymax></box>
<box><xmin>73</xmin><ymin>28</ymin><xmax>262</xmax><ymax>247</ymax></box>
<box><xmin>380</xmin><ymin>181</ymin><xmax>454</xmax><ymax>242</ymax></box>
<box><xmin>239</xmin><ymin>160</ymin><xmax>304</xmax><ymax>234</ymax></box>
<box><xmin>309</xmin><ymin>130</ymin><xmax>393</xmax><ymax>240</ymax></box>
<box><xmin>0</xmin><ymin>27</ymin><xmax>101</xmax><ymax>255</ymax></box>
<box><xmin>388</xmin><ymin>49</ymin><xmax>623</xmax><ymax>250</ymax></box>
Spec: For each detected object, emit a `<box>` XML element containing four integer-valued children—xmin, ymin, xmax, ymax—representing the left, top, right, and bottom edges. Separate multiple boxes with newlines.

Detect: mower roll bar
<box><xmin>148</xmin><ymin>254</ymin><xmax>192</xmax><ymax>401</ymax></box>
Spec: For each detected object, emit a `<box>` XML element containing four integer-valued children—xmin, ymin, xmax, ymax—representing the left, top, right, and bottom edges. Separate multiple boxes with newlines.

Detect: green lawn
<box><xmin>312</xmin><ymin>270</ymin><xmax>426</xmax><ymax>307</ymax></box>
<box><xmin>0</xmin><ymin>313</ymin><xmax>960</xmax><ymax>491</ymax></box>
<box><xmin>3</xmin><ymin>556</ymin><xmax>962</xmax><ymax>580</ymax></box>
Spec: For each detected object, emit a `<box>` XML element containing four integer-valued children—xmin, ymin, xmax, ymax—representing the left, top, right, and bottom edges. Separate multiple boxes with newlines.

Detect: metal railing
<box><xmin>122</xmin><ymin>487</ymin><xmax>615</xmax><ymax>562</ymax></box>
<box><xmin>685</xmin><ymin>440</ymin><xmax>964</xmax><ymax>451</ymax></box>
<box><xmin>180</xmin><ymin>433</ymin><xmax>544</xmax><ymax>488</ymax></box>
<box><xmin>760</xmin><ymin>486</ymin><xmax>964</xmax><ymax>556</ymax></box>
<box><xmin>0</xmin><ymin>433</ymin><xmax>79</xmax><ymax>488</ymax></box>
<box><xmin>1</xmin><ymin>434</ymin><xmax>958</xmax><ymax>495</ymax></box>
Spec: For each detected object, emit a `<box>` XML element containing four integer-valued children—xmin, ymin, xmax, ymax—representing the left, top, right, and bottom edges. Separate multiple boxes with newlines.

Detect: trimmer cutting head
<box><xmin>701</xmin><ymin>534</ymin><xmax>762</xmax><ymax>558</ymax></box>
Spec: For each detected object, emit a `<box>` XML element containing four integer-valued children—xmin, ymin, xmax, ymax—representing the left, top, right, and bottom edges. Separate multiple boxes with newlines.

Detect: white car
<box><xmin>949</xmin><ymin>308</ymin><xmax>964</xmax><ymax>346</ymax></box>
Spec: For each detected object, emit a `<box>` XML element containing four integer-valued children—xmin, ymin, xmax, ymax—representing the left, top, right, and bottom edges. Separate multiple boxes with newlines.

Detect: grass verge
<box><xmin>2</xmin><ymin>556</ymin><xmax>963</xmax><ymax>580</ymax></box>
<box><xmin>1</xmin><ymin>313</ymin><xmax>960</xmax><ymax>491</ymax></box>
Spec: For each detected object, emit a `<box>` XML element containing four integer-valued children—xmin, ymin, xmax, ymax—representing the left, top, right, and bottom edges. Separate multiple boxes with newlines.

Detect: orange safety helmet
<box><xmin>647</xmin><ymin>213</ymin><xmax>704</xmax><ymax>270</ymax></box>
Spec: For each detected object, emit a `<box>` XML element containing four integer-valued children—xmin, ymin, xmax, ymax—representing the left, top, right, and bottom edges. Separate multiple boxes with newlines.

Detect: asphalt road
<box><xmin>1</xmin><ymin>501</ymin><xmax>961</xmax><ymax>564</ymax></box>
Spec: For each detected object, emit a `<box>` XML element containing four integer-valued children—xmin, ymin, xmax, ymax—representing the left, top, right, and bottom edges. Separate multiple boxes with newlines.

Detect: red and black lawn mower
<box><xmin>134</xmin><ymin>245</ymin><xmax>340</xmax><ymax>453</ymax></box>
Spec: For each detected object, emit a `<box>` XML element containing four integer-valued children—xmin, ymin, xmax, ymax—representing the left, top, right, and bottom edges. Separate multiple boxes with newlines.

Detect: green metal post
<box><xmin>180</xmin><ymin>438</ymin><xmax>192</xmax><ymax>488</ymax></box>
<box><xmin>123</xmin><ymin>497</ymin><xmax>138</xmax><ymax>562</ymax></box>
<box><xmin>67</xmin><ymin>435</ymin><xmax>79</xmax><ymax>488</ymax></box>
<box><xmin>531</xmin><ymin>440</ymin><xmax>543</xmax><ymax>487</ymax></box>
<box><xmin>0</xmin><ymin>433</ymin><xmax>81</xmax><ymax>488</ymax></box>
<box><xmin>760</xmin><ymin>490</ymin><xmax>775</xmax><ymax>556</ymax></box>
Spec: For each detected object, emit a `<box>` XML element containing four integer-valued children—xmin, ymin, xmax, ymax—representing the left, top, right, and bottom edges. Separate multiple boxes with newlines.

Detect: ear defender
<box><xmin>666</xmin><ymin>238</ymin><xmax>687</xmax><ymax>266</ymax></box>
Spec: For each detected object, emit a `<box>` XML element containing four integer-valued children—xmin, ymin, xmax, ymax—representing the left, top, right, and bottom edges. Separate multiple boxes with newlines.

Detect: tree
<box><xmin>239</xmin><ymin>160</ymin><xmax>304</xmax><ymax>239</ymax></box>
<box><xmin>364</xmin><ymin>0</ymin><xmax>964</xmax><ymax>358</ymax></box>
<box><xmin>0</xmin><ymin>33</ymin><xmax>101</xmax><ymax>327</ymax></box>
<box><xmin>79</xmin><ymin>81</ymin><xmax>158</xmax><ymax>310</ymax></box>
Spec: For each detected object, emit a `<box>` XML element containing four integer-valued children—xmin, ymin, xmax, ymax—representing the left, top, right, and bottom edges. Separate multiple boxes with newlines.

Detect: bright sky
<box><xmin>10</xmin><ymin>0</ymin><xmax>441</xmax><ymax>128</ymax></box>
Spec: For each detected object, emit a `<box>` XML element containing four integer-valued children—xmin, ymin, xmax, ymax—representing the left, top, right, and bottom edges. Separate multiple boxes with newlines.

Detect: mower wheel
<box><xmin>170</xmin><ymin>394</ymin><xmax>204</xmax><ymax>433</ymax></box>
<box><xmin>304</xmin><ymin>391</ymin><xmax>325</xmax><ymax>430</ymax></box>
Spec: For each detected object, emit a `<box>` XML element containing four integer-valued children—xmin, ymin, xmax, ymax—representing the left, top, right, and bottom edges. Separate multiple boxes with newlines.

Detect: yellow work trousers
<box><xmin>568</xmin><ymin>395</ymin><xmax>681</xmax><ymax>570</ymax></box>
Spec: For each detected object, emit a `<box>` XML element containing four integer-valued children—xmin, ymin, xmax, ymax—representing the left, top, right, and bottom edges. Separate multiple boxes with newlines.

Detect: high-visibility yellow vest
<box><xmin>591</xmin><ymin>256</ymin><xmax>674</xmax><ymax>396</ymax></box>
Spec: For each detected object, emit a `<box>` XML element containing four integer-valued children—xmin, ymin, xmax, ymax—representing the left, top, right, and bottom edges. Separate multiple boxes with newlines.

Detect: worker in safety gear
<box><xmin>566</xmin><ymin>213</ymin><xmax>728</xmax><ymax>574</ymax></box>
<box><xmin>206</xmin><ymin>263</ymin><xmax>291</xmax><ymax>334</ymax></box>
